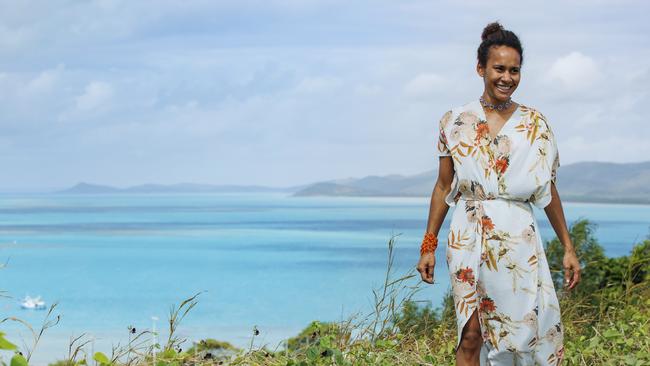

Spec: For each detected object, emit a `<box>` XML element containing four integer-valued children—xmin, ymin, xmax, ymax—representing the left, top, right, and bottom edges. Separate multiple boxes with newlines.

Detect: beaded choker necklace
<box><xmin>480</xmin><ymin>95</ymin><xmax>512</xmax><ymax>111</ymax></box>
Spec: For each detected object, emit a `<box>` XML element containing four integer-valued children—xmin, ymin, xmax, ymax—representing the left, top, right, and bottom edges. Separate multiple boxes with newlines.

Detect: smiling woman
<box><xmin>416</xmin><ymin>21</ymin><xmax>581</xmax><ymax>366</ymax></box>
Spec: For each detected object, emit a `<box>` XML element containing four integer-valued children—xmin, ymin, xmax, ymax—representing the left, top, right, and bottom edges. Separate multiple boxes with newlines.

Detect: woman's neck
<box><xmin>480</xmin><ymin>92</ymin><xmax>514</xmax><ymax>114</ymax></box>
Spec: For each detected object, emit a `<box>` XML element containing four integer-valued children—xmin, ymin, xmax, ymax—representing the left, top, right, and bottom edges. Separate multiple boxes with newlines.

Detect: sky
<box><xmin>0</xmin><ymin>0</ymin><xmax>648</xmax><ymax>191</ymax></box>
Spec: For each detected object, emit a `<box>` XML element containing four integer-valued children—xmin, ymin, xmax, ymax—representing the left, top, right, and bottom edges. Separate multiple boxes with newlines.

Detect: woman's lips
<box><xmin>496</xmin><ymin>84</ymin><xmax>513</xmax><ymax>94</ymax></box>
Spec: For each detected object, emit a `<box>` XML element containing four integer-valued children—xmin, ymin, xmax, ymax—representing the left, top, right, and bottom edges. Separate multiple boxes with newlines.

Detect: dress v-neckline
<box><xmin>476</xmin><ymin>100</ymin><xmax>521</xmax><ymax>141</ymax></box>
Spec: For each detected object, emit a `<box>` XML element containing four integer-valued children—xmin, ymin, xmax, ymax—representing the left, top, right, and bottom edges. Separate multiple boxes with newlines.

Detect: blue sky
<box><xmin>0</xmin><ymin>0</ymin><xmax>648</xmax><ymax>190</ymax></box>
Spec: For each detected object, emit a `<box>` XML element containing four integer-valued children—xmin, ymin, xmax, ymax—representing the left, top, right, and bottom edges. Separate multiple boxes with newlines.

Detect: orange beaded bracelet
<box><xmin>420</xmin><ymin>232</ymin><xmax>439</xmax><ymax>256</ymax></box>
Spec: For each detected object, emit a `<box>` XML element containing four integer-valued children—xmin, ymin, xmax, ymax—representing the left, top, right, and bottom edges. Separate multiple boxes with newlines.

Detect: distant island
<box><xmin>58</xmin><ymin>182</ymin><xmax>298</xmax><ymax>194</ymax></box>
<box><xmin>58</xmin><ymin>161</ymin><xmax>650</xmax><ymax>205</ymax></box>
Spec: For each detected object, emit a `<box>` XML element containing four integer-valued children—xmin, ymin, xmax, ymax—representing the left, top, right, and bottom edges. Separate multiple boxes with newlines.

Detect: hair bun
<box><xmin>481</xmin><ymin>22</ymin><xmax>504</xmax><ymax>41</ymax></box>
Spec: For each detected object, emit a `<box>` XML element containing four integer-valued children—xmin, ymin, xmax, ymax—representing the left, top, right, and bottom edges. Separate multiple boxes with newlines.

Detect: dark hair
<box><xmin>477</xmin><ymin>22</ymin><xmax>523</xmax><ymax>67</ymax></box>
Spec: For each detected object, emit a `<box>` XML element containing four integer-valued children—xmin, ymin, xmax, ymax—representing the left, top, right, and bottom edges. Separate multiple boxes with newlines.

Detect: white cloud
<box><xmin>0</xmin><ymin>23</ymin><xmax>34</xmax><ymax>48</ymax></box>
<box><xmin>355</xmin><ymin>83</ymin><xmax>383</xmax><ymax>96</ymax></box>
<box><xmin>403</xmin><ymin>73</ymin><xmax>445</xmax><ymax>97</ymax></box>
<box><xmin>22</xmin><ymin>64</ymin><xmax>65</xmax><ymax>95</ymax></box>
<box><xmin>294</xmin><ymin>76</ymin><xmax>343</xmax><ymax>93</ymax></box>
<box><xmin>561</xmin><ymin>135</ymin><xmax>650</xmax><ymax>163</ymax></box>
<box><xmin>75</xmin><ymin>81</ymin><xmax>113</xmax><ymax>111</ymax></box>
<box><xmin>546</xmin><ymin>52</ymin><xmax>600</xmax><ymax>90</ymax></box>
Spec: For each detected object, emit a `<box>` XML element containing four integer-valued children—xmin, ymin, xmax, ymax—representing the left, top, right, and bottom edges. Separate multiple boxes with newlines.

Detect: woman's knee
<box><xmin>459</xmin><ymin>328</ymin><xmax>482</xmax><ymax>353</ymax></box>
<box><xmin>459</xmin><ymin>311</ymin><xmax>482</xmax><ymax>353</ymax></box>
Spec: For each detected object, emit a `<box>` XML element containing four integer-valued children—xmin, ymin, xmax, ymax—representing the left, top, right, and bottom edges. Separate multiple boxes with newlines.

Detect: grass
<box><xmin>1</xmin><ymin>219</ymin><xmax>649</xmax><ymax>365</ymax></box>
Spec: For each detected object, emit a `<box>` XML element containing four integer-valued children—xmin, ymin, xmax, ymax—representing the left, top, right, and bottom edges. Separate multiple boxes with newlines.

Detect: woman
<box><xmin>416</xmin><ymin>22</ymin><xmax>580</xmax><ymax>365</ymax></box>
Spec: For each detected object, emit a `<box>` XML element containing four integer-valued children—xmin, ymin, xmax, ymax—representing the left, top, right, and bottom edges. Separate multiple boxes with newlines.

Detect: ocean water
<box><xmin>0</xmin><ymin>192</ymin><xmax>648</xmax><ymax>364</ymax></box>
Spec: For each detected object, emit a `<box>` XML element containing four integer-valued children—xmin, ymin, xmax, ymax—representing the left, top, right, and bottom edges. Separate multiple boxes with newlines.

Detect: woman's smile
<box><xmin>495</xmin><ymin>83</ymin><xmax>513</xmax><ymax>95</ymax></box>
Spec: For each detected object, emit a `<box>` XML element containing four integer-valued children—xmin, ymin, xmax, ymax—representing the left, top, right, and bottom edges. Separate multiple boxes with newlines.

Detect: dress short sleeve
<box><xmin>436</xmin><ymin>110</ymin><xmax>460</xmax><ymax>207</ymax></box>
<box><xmin>437</xmin><ymin>110</ymin><xmax>453</xmax><ymax>158</ymax></box>
<box><xmin>532</xmin><ymin>116</ymin><xmax>560</xmax><ymax>209</ymax></box>
<box><xmin>551</xmin><ymin>143</ymin><xmax>560</xmax><ymax>185</ymax></box>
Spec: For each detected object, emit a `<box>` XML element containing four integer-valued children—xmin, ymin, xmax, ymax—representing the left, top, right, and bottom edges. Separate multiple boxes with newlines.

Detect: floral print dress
<box><xmin>437</xmin><ymin>100</ymin><xmax>564</xmax><ymax>365</ymax></box>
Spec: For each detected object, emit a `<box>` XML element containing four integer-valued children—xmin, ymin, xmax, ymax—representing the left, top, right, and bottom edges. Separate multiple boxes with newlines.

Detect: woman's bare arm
<box><xmin>543</xmin><ymin>184</ymin><xmax>572</xmax><ymax>250</ymax></box>
<box><xmin>417</xmin><ymin>156</ymin><xmax>454</xmax><ymax>284</ymax></box>
<box><xmin>543</xmin><ymin>183</ymin><xmax>581</xmax><ymax>290</ymax></box>
<box><xmin>426</xmin><ymin>156</ymin><xmax>454</xmax><ymax>235</ymax></box>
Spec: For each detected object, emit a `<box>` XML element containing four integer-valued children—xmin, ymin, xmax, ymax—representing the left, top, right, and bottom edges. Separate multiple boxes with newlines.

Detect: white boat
<box><xmin>20</xmin><ymin>295</ymin><xmax>46</xmax><ymax>310</ymax></box>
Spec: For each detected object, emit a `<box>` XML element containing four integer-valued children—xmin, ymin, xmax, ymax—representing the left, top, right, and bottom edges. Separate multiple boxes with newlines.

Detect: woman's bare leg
<box><xmin>456</xmin><ymin>309</ymin><xmax>482</xmax><ymax>366</ymax></box>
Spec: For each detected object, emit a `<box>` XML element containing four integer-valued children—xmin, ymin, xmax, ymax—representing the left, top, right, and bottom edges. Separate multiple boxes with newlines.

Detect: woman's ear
<box><xmin>476</xmin><ymin>62</ymin><xmax>485</xmax><ymax>78</ymax></box>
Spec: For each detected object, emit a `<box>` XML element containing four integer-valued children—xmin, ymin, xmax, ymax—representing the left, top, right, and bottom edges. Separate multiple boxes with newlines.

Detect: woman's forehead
<box><xmin>488</xmin><ymin>46</ymin><xmax>521</xmax><ymax>65</ymax></box>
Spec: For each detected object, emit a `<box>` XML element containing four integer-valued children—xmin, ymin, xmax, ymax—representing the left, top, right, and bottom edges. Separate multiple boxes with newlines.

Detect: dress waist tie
<box><xmin>455</xmin><ymin>193</ymin><xmax>533</xmax><ymax>210</ymax></box>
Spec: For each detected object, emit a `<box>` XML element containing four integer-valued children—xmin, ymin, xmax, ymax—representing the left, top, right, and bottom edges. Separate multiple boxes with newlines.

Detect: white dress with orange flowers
<box><xmin>437</xmin><ymin>100</ymin><xmax>564</xmax><ymax>365</ymax></box>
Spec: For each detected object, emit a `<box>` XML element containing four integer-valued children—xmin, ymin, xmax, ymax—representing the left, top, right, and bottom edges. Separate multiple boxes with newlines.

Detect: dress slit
<box><xmin>451</xmin><ymin>202</ymin><xmax>485</xmax><ymax>353</ymax></box>
<box><xmin>455</xmin><ymin>306</ymin><xmax>483</xmax><ymax>354</ymax></box>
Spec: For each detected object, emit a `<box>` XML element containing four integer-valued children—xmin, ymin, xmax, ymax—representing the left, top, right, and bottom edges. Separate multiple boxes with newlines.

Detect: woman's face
<box><xmin>477</xmin><ymin>45</ymin><xmax>521</xmax><ymax>104</ymax></box>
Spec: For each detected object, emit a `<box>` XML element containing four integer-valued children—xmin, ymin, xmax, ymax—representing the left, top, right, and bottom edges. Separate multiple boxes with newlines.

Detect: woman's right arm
<box><xmin>426</xmin><ymin>156</ymin><xmax>454</xmax><ymax>235</ymax></box>
<box><xmin>416</xmin><ymin>156</ymin><xmax>455</xmax><ymax>283</ymax></box>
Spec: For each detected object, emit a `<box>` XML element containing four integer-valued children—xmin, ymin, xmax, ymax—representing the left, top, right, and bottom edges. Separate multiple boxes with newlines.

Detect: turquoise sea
<box><xmin>0</xmin><ymin>193</ymin><xmax>648</xmax><ymax>364</ymax></box>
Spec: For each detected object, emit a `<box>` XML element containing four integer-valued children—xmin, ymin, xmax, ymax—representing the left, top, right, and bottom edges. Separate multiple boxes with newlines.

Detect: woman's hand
<box><xmin>562</xmin><ymin>247</ymin><xmax>581</xmax><ymax>290</ymax></box>
<box><xmin>417</xmin><ymin>253</ymin><xmax>436</xmax><ymax>284</ymax></box>
<box><xmin>543</xmin><ymin>184</ymin><xmax>581</xmax><ymax>290</ymax></box>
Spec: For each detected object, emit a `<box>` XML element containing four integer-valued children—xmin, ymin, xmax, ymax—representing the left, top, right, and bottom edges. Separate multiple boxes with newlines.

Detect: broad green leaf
<box><xmin>10</xmin><ymin>354</ymin><xmax>28</xmax><ymax>366</ymax></box>
<box><xmin>93</xmin><ymin>352</ymin><xmax>110</xmax><ymax>364</ymax></box>
<box><xmin>0</xmin><ymin>332</ymin><xmax>17</xmax><ymax>350</ymax></box>
<box><xmin>306</xmin><ymin>346</ymin><xmax>319</xmax><ymax>360</ymax></box>
<box><xmin>603</xmin><ymin>328</ymin><xmax>620</xmax><ymax>339</ymax></box>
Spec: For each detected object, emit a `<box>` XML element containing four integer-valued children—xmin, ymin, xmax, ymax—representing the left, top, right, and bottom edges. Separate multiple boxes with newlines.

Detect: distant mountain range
<box><xmin>58</xmin><ymin>182</ymin><xmax>297</xmax><ymax>194</ymax></box>
<box><xmin>59</xmin><ymin>161</ymin><xmax>650</xmax><ymax>204</ymax></box>
<box><xmin>292</xmin><ymin>161</ymin><xmax>650</xmax><ymax>204</ymax></box>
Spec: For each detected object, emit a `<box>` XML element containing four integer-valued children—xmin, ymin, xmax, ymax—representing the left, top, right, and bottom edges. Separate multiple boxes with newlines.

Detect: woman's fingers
<box><xmin>564</xmin><ymin>263</ymin><xmax>581</xmax><ymax>290</ymax></box>
<box><xmin>570</xmin><ymin>264</ymin><xmax>581</xmax><ymax>290</ymax></box>
<box><xmin>425</xmin><ymin>263</ymin><xmax>434</xmax><ymax>283</ymax></box>
<box><xmin>563</xmin><ymin>267</ymin><xmax>571</xmax><ymax>288</ymax></box>
<box><xmin>417</xmin><ymin>264</ymin><xmax>431</xmax><ymax>283</ymax></box>
<box><xmin>417</xmin><ymin>256</ymin><xmax>435</xmax><ymax>284</ymax></box>
<box><xmin>563</xmin><ymin>250</ymin><xmax>581</xmax><ymax>290</ymax></box>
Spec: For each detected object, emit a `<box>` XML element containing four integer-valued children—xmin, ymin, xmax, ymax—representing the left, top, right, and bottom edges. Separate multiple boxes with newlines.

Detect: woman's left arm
<box><xmin>544</xmin><ymin>183</ymin><xmax>581</xmax><ymax>290</ymax></box>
